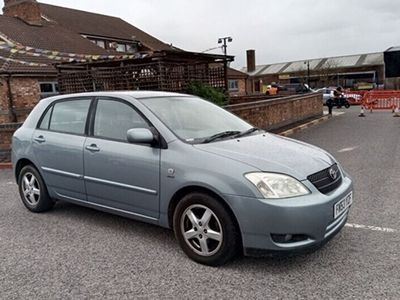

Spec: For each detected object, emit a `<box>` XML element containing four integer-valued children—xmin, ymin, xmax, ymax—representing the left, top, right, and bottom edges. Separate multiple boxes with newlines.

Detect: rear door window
<box><xmin>48</xmin><ymin>99</ymin><xmax>91</xmax><ymax>135</ymax></box>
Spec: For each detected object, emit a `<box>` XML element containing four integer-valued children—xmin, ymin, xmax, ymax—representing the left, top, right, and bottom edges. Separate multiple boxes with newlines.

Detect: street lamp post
<box><xmin>304</xmin><ymin>60</ymin><xmax>310</xmax><ymax>86</ymax></box>
<box><xmin>218</xmin><ymin>36</ymin><xmax>232</xmax><ymax>93</ymax></box>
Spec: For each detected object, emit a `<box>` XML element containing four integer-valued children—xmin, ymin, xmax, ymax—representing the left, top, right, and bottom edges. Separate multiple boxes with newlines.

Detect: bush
<box><xmin>187</xmin><ymin>81</ymin><xmax>227</xmax><ymax>106</ymax></box>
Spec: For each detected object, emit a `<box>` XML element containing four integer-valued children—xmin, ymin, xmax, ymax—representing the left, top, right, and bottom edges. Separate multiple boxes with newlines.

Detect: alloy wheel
<box><xmin>180</xmin><ymin>204</ymin><xmax>223</xmax><ymax>257</ymax></box>
<box><xmin>22</xmin><ymin>172</ymin><xmax>41</xmax><ymax>206</ymax></box>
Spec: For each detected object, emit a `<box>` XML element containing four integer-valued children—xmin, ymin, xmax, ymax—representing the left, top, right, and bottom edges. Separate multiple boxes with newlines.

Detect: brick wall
<box><xmin>226</xmin><ymin>92</ymin><xmax>323</xmax><ymax>131</ymax></box>
<box><xmin>229</xmin><ymin>79</ymin><xmax>247</xmax><ymax>97</ymax></box>
<box><xmin>11</xmin><ymin>77</ymin><xmax>41</xmax><ymax>122</ymax></box>
<box><xmin>0</xmin><ymin>123</ymin><xmax>22</xmax><ymax>163</ymax></box>
<box><xmin>0</xmin><ymin>77</ymin><xmax>41</xmax><ymax>123</ymax></box>
<box><xmin>229</xmin><ymin>94</ymin><xmax>282</xmax><ymax>105</ymax></box>
<box><xmin>0</xmin><ymin>76</ymin><xmax>41</xmax><ymax>162</ymax></box>
<box><xmin>0</xmin><ymin>78</ymin><xmax>9</xmax><ymax>123</ymax></box>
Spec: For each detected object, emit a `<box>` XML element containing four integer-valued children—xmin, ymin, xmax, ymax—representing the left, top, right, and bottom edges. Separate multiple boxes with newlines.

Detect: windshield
<box><xmin>141</xmin><ymin>96</ymin><xmax>253</xmax><ymax>142</ymax></box>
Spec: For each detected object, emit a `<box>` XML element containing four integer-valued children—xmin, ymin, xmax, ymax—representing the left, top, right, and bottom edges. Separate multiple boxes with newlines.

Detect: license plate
<box><xmin>334</xmin><ymin>192</ymin><xmax>353</xmax><ymax>219</ymax></box>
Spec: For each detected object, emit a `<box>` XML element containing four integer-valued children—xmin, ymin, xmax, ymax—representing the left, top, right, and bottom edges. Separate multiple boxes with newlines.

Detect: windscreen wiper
<box><xmin>202</xmin><ymin>131</ymin><xmax>241</xmax><ymax>143</ymax></box>
<box><xmin>233</xmin><ymin>127</ymin><xmax>262</xmax><ymax>138</ymax></box>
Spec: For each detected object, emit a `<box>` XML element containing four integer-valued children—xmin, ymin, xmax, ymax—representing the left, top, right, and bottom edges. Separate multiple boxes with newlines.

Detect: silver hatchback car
<box><xmin>12</xmin><ymin>91</ymin><xmax>353</xmax><ymax>266</ymax></box>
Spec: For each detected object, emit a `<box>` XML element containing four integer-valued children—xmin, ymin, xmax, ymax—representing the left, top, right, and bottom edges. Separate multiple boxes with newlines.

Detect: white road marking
<box><xmin>345</xmin><ymin>223</ymin><xmax>397</xmax><ymax>233</ymax></box>
<box><xmin>338</xmin><ymin>146</ymin><xmax>359</xmax><ymax>153</ymax></box>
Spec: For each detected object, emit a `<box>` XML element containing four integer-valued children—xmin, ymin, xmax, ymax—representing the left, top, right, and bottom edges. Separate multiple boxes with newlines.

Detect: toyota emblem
<box><xmin>329</xmin><ymin>167</ymin><xmax>338</xmax><ymax>180</ymax></box>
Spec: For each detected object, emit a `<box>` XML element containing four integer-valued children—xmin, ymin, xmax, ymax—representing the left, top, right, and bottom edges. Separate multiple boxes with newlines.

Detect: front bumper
<box><xmin>224</xmin><ymin>176</ymin><xmax>353</xmax><ymax>256</ymax></box>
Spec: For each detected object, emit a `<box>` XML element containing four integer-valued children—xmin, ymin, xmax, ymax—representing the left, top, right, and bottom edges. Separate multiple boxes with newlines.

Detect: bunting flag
<box><xmin>0</xmin><ymin>54</ymin><xmax>49</xmax><ymax>67</ymax></box>
<box><xmin>0</xmin><ymin>41</ymin><xmax>141</xmax><ymax>62</ymax></box>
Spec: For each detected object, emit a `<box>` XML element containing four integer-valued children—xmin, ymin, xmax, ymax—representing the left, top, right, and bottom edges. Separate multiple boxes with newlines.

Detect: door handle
<box><xmin>34</xmin><ymin>135</ymin><xmax>46</xmax><ymax>143</ymax></box>
<box><xmin>85</xmin><ymin>144</ymin><xmax>100</xmax><ymax>152</ymax></box>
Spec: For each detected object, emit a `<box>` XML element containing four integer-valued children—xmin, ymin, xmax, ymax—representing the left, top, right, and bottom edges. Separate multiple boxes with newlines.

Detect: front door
<box><xmin>32</xmin><ymin>97</ymin><xmax>92</xmax><ymax>201</ymax></box>
<box><xmin>83</xmin><ymin>98</ymin><xmax>160</xmax><ymax>219</ymax></box>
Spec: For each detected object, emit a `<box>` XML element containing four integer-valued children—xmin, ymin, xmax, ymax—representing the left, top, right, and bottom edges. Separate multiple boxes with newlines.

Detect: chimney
<box><xmin>3</xmin><ymin>0</ymin><xmax>42</xmax><ymax>26</ymax></box>
<box><xmin>246</xmin><ymin>49</ymin><xmax>256</xmax><ymax>73</ymax></box>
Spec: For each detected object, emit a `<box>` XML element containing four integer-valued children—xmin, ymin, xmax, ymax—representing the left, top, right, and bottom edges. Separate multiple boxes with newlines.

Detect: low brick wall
<box><xmin>225</xmin><ymin>92</ymin><xmax>323</xmax><ymax>131</ymax></box>
<box><xmin>0</xmin><ymin>123</ymin><xmax>23</xmax><ymax>163</ymax></box>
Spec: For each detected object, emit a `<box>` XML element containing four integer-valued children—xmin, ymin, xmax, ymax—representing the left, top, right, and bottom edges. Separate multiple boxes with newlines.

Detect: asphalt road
<box><xmin>0</xmin><ymin>106</ymin><xmax>399</xmax><ymax>299</ymax></box>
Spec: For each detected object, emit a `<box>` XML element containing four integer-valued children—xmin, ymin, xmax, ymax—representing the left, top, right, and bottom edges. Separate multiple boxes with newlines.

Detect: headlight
<box><xmin>245</xmin><ymin>172</ymin><xmax>310</xmax><ymax>199</ymax></box>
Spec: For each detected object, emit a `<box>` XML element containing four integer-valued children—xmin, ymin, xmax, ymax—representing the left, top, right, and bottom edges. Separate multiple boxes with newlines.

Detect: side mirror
<box><xmin>127</xmin><ymin>128</ymin><xmax>154</xmax><ymax>144</ymax></box>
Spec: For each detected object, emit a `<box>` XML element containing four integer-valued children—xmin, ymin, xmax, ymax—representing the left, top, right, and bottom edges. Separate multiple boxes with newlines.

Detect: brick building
<box><xmin>242</xmin><ymin>49</ymin><xmax>387</xmax><ymax>93</ymax></box>
<box><xmin>0</xmin><ymin>0</ymin><xmax>230</xmax><ymax>162</ymax></box>
<box><xmin>227</xmin><ymin>67</ymin><xmax>248</xmax><ymax>96</ymax></box>
<box><xmin>0</xmin><ymin>0</ymin><xmax>182</xmax><ymax>125</ymax></box>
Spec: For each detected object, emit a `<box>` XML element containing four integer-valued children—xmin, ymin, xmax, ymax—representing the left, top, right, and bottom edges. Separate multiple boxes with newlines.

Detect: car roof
<box><xmin>44</xmin><ymin>91</ymin><xmax>192</xmax><ymax>101</ymax></box>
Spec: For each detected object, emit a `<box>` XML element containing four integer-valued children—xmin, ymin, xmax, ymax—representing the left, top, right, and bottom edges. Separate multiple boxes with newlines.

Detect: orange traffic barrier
<box><xmin>362</xmin><ymin>90</ymin><xmax>400</xmax><ymax>110</ymax></box>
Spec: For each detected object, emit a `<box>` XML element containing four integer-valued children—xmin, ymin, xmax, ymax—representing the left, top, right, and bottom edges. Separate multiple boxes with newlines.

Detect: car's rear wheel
<box><xmin>173</xmin><ymin>192</ymin><xmax>240</xmax><ymax>266</ymax></box>
<box><xmin>18</xmin><ymin>165</ymin><xmax>54</xmax><ymax>213</ymax></box>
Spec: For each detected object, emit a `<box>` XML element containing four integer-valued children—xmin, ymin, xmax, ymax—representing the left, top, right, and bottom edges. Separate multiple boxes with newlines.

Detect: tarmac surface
<box><xmin>0</xmin><ymin>106</ymin><xmax>399</xmax><ymax>299</ymax></box>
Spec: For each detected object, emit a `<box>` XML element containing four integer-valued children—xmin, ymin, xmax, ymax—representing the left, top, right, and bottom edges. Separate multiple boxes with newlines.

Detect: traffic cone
<box><xmin>394</xmin><ymin>106</ymin><xmax>400</xmax><ymax>117</ymax></box>
<box><xmin>359</xmin><ymin>106</ymin><xmax>366</xmax><ymax>117</ymax></box>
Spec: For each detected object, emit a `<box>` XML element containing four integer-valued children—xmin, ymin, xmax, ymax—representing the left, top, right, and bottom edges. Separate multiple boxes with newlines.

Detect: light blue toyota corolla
<box><xmin>12</xmin><ymin>91</ymin><xmax>353</xmax><ymax>266</ymax></box>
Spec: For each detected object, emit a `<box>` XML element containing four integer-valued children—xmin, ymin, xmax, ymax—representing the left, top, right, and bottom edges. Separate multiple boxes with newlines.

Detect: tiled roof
<box><xmin>0</xmin><ymin>15</ymin><xmax>109</xmax><ymax>55</ymax></box>
<box><xmin>0</xmin><ymin>48</ymin><xmax>55</xmax><ymax>74</ymax></box>
<box><xmin>227</xmin><ymin>67</ymin><xmax>248</xmax><ymax>78</ymax></box>
<box><xmin>0</xmin><ymin>15</ymin><xmax>111</xmax><ymax>74</ymax></box>
<box><xmin>39</xmin><ymin>3</ymin><xmax>175</xmax><ymax>51</ymax></box>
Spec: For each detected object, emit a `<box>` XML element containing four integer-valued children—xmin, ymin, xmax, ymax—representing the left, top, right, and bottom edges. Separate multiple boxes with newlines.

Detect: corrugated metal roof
<box><xmin>283</xmin><ymin>59</ymin><xmax>322</xmax><ymax>73</ymax></box>
<box><xmin>319</xmin><ymin>55</ymin><xmax>361</xmax><ymax>69</ymax></box>
<box><xmin>259</xmin><ymin>63</ymin><xmax>288</xmax><ymax>75</ymax></box>
<box><xmin>241</xmin><ymin>64</ymin><xmax>269</xmax><ymax>76</ymax></box>
<box><xmin>244</xmin><ymin>52</ymin><xmax>384</xmax><ymax>76</ymax></box>
<box><xmin>362</xmin><ymin>53</ymin><xmax>383</xmax><ymax>66</ymax></box>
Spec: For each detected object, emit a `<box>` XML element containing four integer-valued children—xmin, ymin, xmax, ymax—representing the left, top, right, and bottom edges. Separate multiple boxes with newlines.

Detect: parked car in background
<box><xmin>281</xmin><ymin>83</ymin><xmax>312</xmax><ymax>94</ymax></box>
<box><xmin>316</xmin><ymin>88</ymin><xmax>334</xmax><ymax>105</ymax></box>
<box><xmin>12</xmin><ymin>91</ymin><xmax>353</xmax><ymax>266</ymax></box>
<box><xmin>317</xmin><ymin>87</ymin><xmax>363</xmax><ymax>106</ymax></box>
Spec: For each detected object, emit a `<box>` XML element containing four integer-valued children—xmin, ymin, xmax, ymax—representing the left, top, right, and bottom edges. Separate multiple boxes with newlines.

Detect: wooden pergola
<box><xmin>56</xmin><ymin>50</ymin><xmax>234</xmax><ymax>94</ymax></box>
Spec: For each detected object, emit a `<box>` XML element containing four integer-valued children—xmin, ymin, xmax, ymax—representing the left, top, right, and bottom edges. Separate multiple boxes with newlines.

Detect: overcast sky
<box><xmin>40</xmin><ymin>0</ymin><xmax>400</xmax><ymax>68</ymax></box>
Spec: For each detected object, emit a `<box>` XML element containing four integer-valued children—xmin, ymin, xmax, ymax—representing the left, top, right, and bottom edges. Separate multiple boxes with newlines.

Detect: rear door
<box><xmin>83</xmin><ymin>97</ymin><xmax>161</xmax><ymax>219</ymax></box>
<box><xmin>32</xmin><ymin>97</ymin><xmax>92</xmax><ymax>201</ymax></box>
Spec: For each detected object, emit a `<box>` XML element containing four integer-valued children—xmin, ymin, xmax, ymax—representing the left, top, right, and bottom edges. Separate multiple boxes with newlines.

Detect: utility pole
<box><xmin>218</xmin><ymin>36</ymin><xmax>232</xmax><ymax>93</ymax></box>
<box><xmin>304</xmin><ymin>60</ymin><xmax>310</xmax><ymax>86</ymax></box>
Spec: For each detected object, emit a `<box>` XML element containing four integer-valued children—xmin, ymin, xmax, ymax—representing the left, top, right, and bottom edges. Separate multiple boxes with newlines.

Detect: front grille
<box><xmin>307</xmin><ymin>164</ymin><xmax>342</xmax><ymax>194</ymax></box>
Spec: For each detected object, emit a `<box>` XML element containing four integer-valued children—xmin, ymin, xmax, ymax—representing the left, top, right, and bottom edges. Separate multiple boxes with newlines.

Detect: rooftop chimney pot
<box><xmin>3</xmin><ymin>0</ymin><xmax>42</xmax><ymax>26</ymax></box>
<box><xmin>246</xmin><ymin>49</ymin><xmax>256</xmax><ymax>73</ymax></box>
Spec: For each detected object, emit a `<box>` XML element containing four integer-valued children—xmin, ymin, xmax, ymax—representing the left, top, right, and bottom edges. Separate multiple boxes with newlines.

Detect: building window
<box><xmin>228</xmin><ymin>80</ymin><xmax>239</xmax><ymax>91</ymax></box>
<box><xmin>89</xmin><ymin>39</ymin><xmax>106</xmax><ymax>49</ymax></box>
<box><xmin>39</xmin><ymin>82</ymin><xmax>59</xmax><ymax>99</ymax></box>
<box><xmin>116</xmin><ymin>43</ymin><xmax>127</xmax><ymax>52</ymax></box>
<box><xmin>95</xmin><ymin>40</ymin><xmax>105</xmax><ymax>49</ymax></box>
<box><xmin>126</xmin><ymin>44</ymin><xmax>137</xmax><ymax>53</ymax></box>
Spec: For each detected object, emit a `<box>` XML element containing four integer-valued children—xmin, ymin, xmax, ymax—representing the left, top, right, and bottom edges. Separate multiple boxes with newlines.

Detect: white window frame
<box><xmin>228</xmin><ymin>80</ymin><xmax>239</xmax><ymax>92</ymax></box>
<box><xmin>39</xmin><ymin>82</ymin><xmax>59</xmax><ymax>99</ymax></box>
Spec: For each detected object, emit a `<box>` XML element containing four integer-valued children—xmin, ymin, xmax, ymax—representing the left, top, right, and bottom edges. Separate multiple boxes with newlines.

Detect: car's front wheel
<box><xmin>173</xmin><ymin>192</ymin><xmax>240</xmax><ymax>266</ymax></box>
<box><xmin>18</xmin><ymin>165</ymin><xmax>54</xmax><ymax>213</ymax></box>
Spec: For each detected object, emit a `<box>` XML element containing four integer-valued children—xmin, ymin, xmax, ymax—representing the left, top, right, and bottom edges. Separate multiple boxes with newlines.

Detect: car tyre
<box><xmin>173</xmin><ymin>192</ymin><xmax>240</xmax><ymax>266</ymax></box>
<box><xmin>18</xmin><ymin>165</ymin><xmax>54</xmax><ymax>213</ymax></box>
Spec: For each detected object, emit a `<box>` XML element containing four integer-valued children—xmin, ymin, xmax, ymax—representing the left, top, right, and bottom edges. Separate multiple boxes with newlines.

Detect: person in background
<box><xmin>333</xmin><ymin>86</ymin><xmax>344</xmax><ymax>108</ymax></box>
